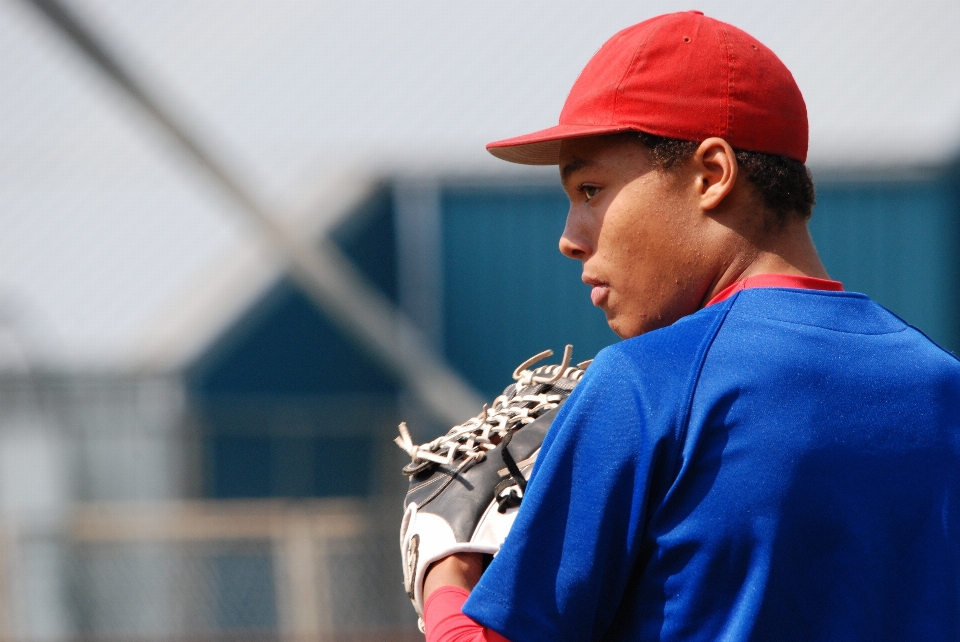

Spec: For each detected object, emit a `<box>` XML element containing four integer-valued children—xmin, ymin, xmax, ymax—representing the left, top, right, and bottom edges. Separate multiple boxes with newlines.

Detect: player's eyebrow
<box><xmin>560</xmin><ymin>158</ymin><xmax>593</xmax><ymax>183</ymax></box>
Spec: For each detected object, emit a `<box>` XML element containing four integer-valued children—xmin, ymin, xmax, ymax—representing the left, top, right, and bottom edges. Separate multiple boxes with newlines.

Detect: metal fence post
<box><xmin>277</xmin><ymin>512</ymin><xmax>323</xmax><ymax>642</ymax></box>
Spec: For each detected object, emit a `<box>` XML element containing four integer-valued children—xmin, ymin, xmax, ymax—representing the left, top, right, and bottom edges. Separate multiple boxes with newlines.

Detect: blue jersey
<box><xmin>464</xmin><ymin>288</ymin><xmax>960</xmax><ymax>641</ymax></box>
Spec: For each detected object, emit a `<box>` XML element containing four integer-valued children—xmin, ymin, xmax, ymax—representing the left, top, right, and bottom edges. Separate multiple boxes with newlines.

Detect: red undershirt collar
<box><xmin>705</xmin><ymin>274</ymin><xmax>844</xmax><ymax>307</ymax></box>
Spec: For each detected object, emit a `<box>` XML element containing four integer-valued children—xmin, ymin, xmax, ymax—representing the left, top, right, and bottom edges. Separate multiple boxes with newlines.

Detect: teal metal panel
<box><xmin>442</xmin><ymin>185</ymin><xmax>619</xmax><ymax>397</ymax></box>
<box><xmin>810</xmin><ymin>177</ymin><xmax>960</xmax><ymax>352</ymax></box>
<box><xmin>190</xmin><ymin>187</ymin><xmax>400</xmax><ymax>499</ymax></box>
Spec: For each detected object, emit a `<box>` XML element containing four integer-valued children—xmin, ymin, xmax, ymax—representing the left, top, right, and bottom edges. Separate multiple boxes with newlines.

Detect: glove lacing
<box><xmin>395</xmin><ymin>345</ymin><xmax>590</xmax><ymax>476</ymax></box>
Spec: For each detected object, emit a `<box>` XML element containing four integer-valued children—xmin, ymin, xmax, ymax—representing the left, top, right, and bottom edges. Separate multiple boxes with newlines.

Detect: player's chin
<box><xmin>606</xmin><ymin>308</ymin><xmax>671</xmax><ymax>339</ymax></box>
<box><xmin>605</xmin><ymin>311</ymin><xmax>645</xmax><ymax>340</ymax></box>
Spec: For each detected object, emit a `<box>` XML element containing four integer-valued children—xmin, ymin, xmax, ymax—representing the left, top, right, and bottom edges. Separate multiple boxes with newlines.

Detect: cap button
<box><xmin>690</xmin><ymin>10</ymin><xmax>704</xmax><ymax>15</ymax></box>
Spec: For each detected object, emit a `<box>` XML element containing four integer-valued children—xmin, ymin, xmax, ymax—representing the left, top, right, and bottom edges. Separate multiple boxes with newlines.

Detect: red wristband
<box><xmin>423</xmin><ymin>586</ymin><xmax>510</xmax><ymax>642</ymax></box>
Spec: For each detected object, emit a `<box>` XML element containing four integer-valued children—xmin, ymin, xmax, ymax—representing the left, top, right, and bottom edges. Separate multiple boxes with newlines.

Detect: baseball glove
<box><xmin>395</xmin><ymin>345</ymin><xmax>590</xmax><ymax>625</ymax></box>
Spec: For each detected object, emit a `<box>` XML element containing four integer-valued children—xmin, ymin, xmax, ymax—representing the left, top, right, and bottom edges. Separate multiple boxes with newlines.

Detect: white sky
<box><xmin>1</xmin><ymin>0</ymin><xmax>959</xmax><ymax>371</ymax></box>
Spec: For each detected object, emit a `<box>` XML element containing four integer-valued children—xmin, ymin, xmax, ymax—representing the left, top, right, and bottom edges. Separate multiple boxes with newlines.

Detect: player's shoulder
<box><xmin>594</xmin><ymin>300</ymin><xmax>733</xmax><ymax>370</ymax></box>
<box><xmin>544</xmin><ymin>303</ymin><xmax>734</xmax><ymax>465</ymax></box>
<box><xmin>584</xmin><ymin>301</ymin><xmax>734</xmax><ymax>398</ymax></box>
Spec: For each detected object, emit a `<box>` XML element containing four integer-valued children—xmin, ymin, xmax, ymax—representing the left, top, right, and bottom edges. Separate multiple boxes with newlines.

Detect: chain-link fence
<box><xmin>0</xmin><ymin>500</ymin><xmax>420</xmax><ymax>642</ymax></box>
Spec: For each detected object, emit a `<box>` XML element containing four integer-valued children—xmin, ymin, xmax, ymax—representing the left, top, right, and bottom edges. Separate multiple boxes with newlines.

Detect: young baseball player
<box><xmin>419</xmin><ymin>11</ymin><xmax>960</xmax><ymax>641</ymax></box>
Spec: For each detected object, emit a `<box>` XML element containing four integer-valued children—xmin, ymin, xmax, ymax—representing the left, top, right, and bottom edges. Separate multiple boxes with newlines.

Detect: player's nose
<box><xmin>559</xmin><ymin>210</ymin><xmax>592</xmax><ymax>260</ymax></box>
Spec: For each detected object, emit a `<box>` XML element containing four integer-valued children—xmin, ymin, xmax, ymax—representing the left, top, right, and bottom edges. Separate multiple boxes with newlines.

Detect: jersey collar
<box><xmin>705</xmin><ymin>274</ymin><xmax>844</xmax><ymax>307</ymax></box>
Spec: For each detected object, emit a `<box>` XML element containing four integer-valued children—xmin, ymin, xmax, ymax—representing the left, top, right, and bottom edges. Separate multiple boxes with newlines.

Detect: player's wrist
<box><xmin>423</xmin><ymin>553</ymin><xmax>485</xmax><ymax>601</ymax></box>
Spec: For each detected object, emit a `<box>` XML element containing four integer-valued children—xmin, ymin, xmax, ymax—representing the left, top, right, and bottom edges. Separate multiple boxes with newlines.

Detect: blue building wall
<box><xmin>188</xmin><ymin>187</ymin><xmax>399</xmax><ymax>499</ymax></box>
<box><xmin>441</xmin><ymin>184</ymin><xmax>619</xmax><ymax>397</ymax></box>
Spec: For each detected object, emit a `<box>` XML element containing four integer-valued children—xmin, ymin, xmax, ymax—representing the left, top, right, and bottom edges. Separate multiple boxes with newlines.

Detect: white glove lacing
<box><xmin>395</xmin><ymin>345</ymin><xmax>590</xmax><ymax>472</ymax></box>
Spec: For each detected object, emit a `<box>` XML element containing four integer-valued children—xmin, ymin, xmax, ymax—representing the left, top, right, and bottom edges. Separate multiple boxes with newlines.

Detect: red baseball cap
<box><xmin>487</xmin><ymin>11</ymin><xmax>808</xmax><ymax>164</ymax></box>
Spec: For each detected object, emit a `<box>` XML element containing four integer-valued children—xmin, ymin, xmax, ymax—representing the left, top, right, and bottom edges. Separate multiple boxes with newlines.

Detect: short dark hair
<box><xmin>634</xmin><ymin>132</ymin><xmax>816</xmax><ymax>225</ymax></box>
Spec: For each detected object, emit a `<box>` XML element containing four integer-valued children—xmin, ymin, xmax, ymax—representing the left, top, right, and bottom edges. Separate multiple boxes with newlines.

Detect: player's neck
<box><xmin>748</xmin><ymin>219</ymin><xmax>829</xmax><ymax>280</ymax></box>
<box><xmin>705</xmin><ymin>221</ymin><xmax>830</xmax><ymax>303</ymax></box>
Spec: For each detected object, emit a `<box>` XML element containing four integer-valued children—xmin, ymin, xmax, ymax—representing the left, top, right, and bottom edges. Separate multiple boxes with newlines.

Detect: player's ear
<box><xmin>694</xmin><ymin>137</ymin><xmax>738</xmax><ymax>211</ymax></box>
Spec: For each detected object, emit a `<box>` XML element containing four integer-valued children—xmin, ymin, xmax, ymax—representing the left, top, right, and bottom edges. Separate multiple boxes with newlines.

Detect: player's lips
<box><xmin>590</xmin><ymin>285</ymin><xmax>610</xmax><ymax>307</ymax></box>
<box><xmin>584</xmin><ymin>276</ymin><xmax>610</xmax><ymax>307</ymax></box>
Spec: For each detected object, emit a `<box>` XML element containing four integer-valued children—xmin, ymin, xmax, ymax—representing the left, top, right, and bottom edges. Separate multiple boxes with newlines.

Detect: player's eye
<box><xmin>580</xmin><ymin>184</ymin><xmax>600</xmax><ymax>201</ymax></box>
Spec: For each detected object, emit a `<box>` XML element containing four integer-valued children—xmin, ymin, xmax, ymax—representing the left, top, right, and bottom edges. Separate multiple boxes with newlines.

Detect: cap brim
<box><xmin>486</xmin><ymin>124</ymin><xmax>634</xmax><ymax>165</ymax></box>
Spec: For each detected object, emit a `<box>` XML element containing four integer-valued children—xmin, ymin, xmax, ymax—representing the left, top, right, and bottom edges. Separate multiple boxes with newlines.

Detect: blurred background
<box><xmin>1</xmin><ymin>0</ymin><xmax>959</xmax><ymax>640</ymax></box>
